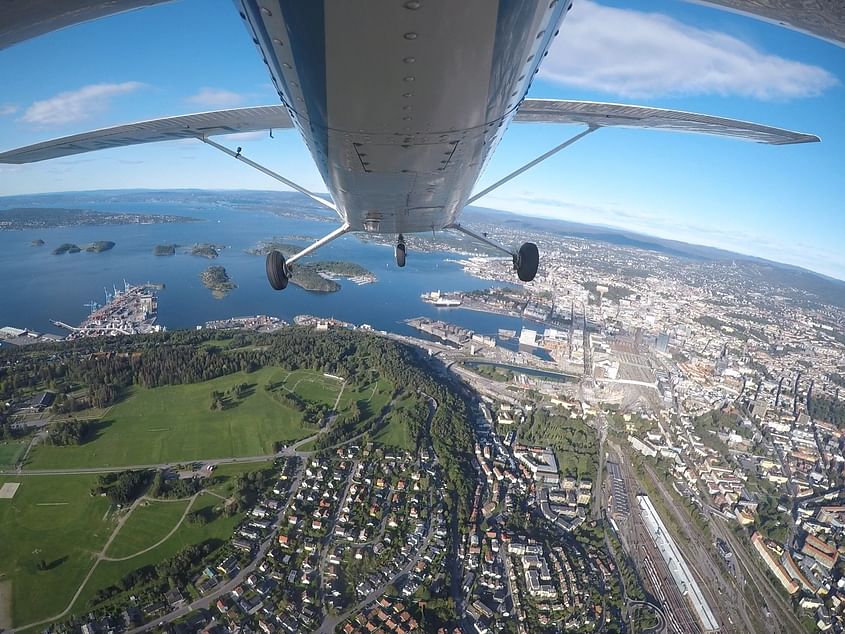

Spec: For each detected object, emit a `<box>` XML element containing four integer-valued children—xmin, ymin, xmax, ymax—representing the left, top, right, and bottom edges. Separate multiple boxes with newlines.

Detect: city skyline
<box><xmin>1</xmin><ymin>0</ymin><xmax>843</xmax><ymax>279</ymax></box>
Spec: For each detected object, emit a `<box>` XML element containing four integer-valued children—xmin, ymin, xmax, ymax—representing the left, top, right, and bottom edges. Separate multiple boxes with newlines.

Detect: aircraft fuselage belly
<box><xmin>237</xmin><ymin>0</ymin><xmax>570</xmax><ymax>233</ymax></box>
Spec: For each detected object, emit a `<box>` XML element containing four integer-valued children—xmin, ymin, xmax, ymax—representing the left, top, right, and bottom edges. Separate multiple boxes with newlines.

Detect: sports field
<box><xmin>0</xmin><ymin>475</ymin><xmax>112</xmax><ymax>626</ymax></box>
<box><xmin>26</xmin><ymin>367</ymin><xmax>342</xmax><ymax>469</ymax></box>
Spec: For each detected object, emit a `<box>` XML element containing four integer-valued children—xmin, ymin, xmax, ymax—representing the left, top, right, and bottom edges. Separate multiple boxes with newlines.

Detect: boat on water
<box><xmin>421</xmin><ymin>290</ymin><xmax>462</xmax><ymax>308</ymax></box>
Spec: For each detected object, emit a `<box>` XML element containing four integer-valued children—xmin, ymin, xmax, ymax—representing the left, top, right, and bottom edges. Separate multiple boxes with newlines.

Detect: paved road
<box><xmin>318</xmin><ymin>510</ymin><xmax>438</xmax><ymax>634</ymax></box>
<box><xmin>124</xmin><ymin>460</ymin><xmax>307</xmax><ymax>634</ymax></box>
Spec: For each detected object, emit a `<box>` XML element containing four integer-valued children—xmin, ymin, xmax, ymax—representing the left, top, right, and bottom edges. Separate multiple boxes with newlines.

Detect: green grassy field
<box><xmin>0</xmin><ymin>441</ymin><xmax>27</xmax><ymax>467</ymax></box>
<box><xmin>25</xmin><ymin>367</ymin><xmax>338</xmax><ymax>469</ymax></box>
<box><xmin>0</xmin><ymin>475</ymin><xmax>113</xmax><ymax>626</ymax></box>
<box><xmin>372</xmin><ymin>418</ymin><xmax>412</xmax><ymax>451</ymax></box>
<box><xmin>372</xmin><ymin>395</ymin><xmax>423</xmax><ymax>452</ymax></box>
<box><xmin>105</xmin><ymin>498</ymin><xmax>191</xmax><ymax>560</ymax></box>
<box><xmin>73</xmin><ymin>491</ymin><xmax>241</xmax><ymax>616</ymax></box>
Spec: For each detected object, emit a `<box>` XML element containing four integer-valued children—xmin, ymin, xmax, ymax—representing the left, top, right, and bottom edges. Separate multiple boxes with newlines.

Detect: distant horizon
<box><xmin>3</xmin><ymin>186</ymin><xmax>843</xmax><ymax>285</ymax></box>
<box><xmin>1</xmin><ymin>0</ymin><xmax>843</xmax><ymax>281</ymax></box>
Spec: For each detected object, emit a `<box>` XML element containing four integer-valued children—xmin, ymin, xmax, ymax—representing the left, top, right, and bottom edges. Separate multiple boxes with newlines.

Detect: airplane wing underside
<box><xmin>1</xmin><ymin>1</ymin><xmax>843</xmax><ymax>50</ymax></box>
<box><xmin>0</xmin><ymin>100</ymin><xmax>818</xmax><ymax>166</ymax></box>
<box><xmin>0</xmin><ymin>106</ymin><xmax>293</xmax><ymax>164</ymax></box>
<box><xmin>0</xmin><ymin>0</ymin><xmax>174</xmax><ymax>50</ymax></box>
<box><xmin>513</xmin><ymin>99</ymin><xmax>820</xmax><ymax>145</ymax></box>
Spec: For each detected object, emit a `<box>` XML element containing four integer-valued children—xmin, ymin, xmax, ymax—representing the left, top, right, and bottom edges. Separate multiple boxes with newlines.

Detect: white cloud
<box><xmin>543</xmin><ymin>1</ymin><xmax>838</xmax><ymax>99</ymax></box>
<box><xmin>0</xmin><ymin>104</ymin><xmax>18</xmax><ymax>116</ymax></box>
<box><xmin>187</xmin><ymin>88</ymin><xmax>244</xmax><ymax>109</ymax></box>
<box><xmin>21</xmin><ymin>82</ymin><xmax>146</xmax><ymax>126</ymax></box>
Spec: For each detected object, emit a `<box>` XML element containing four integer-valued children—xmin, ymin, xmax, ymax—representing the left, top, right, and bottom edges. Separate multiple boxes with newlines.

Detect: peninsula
<box><xmin>0</xmin><ymin>207</ymin><xmax>199</xmax><ymax>230</ymax></box>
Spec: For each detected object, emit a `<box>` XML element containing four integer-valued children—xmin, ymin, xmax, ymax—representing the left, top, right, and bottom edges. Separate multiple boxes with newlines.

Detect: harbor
<box><xmin>52</xmin><ymin>281</ymin><xmax>164</xmax><ymax>340</ymax></box>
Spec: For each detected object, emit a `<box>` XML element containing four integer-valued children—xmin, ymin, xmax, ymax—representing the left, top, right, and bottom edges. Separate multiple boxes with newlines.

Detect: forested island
<box><xmin>85</xmin><ymin>241</ymin><xmax>115</xmax><ymax>253</ymax></box>
<box><xmin>31</xmin><ymin>239</ymin><xmax>44</xmax><ymax>246</ymax></box>
<box><xmin>0</xmin><ymin>207</ymin><xmax>199</xmax><ymax>230</ymax></box>
<box><xmin>190</xmin><ymin>243</ymin><xmax>220</xmax><ymax>259</ymax></box>
<box><xmin>153</xmin><ymin>244</ymin><xmax>176</xmax><ymax>256</ymax></box>
<box><xmin>52</xmin><ymin>241</ymin><xmax>115</xmax><ymax>254</ymax></box>
<box><xmin>52</xmin><ymin>243</ymin><xmax>81</xmax><ymax>255</ymax></box>
<box><xmin>200</xmin><ymin>265</ymin><xmax>236</xmax><ymax>298</ymax></box>
<box><xmin>246</xmin><ymin>240</ymin><xmax>375</xmax><ymax>291</ymax></box>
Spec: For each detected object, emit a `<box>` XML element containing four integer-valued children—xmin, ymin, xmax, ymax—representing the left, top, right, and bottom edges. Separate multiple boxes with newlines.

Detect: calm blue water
<box><xmin>0</xmin><ymin>193</ymin><xmax>541</xmax><ymax>345</ymax></box>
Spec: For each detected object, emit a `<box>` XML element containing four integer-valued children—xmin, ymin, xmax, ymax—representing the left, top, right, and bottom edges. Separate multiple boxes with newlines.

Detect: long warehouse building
<box><xmin>637</xmin><ymin>494</ymin><xmax>720</xmax><ymax>632</ymax></box>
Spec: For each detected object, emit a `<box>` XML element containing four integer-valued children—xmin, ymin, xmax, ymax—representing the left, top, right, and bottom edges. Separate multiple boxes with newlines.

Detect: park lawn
<box><xmin>26</xmin><ymin>368</ymin><xmax>317</xmax><ymax>470</ymax></box>
<box><xmin>372</xmin><ymin>395</ymin><xmax>422</xmax><ymax>452</ymax></box>
<box><xmin>72</xmin><ymin>492</ymin><xmax>242</xmax><ymax>617</ymax></box>
<box><xmin>372</xmin><ymin>417</ymin><xmax>412</xmax><ymax>452</ymax></box>
<box><xmin>0</xmin><ymin>475</ymin><xmax>113</xmax><ymax>627</ymax></box>
<box><xmin>0</xmin><ymin>441</ymin><xmax>26</xmax><ymax>467</ymax></box>
<box><xmin>105</xmin><ymin>498</ymin><xmax>191</xmax><ymax>560</ymax></box>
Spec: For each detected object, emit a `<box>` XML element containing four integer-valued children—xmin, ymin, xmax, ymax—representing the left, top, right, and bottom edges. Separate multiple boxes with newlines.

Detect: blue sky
<box><xmin>0</xmin><ymin>0</ymin><xmax>843</xmax><ymax>279</ymax></box>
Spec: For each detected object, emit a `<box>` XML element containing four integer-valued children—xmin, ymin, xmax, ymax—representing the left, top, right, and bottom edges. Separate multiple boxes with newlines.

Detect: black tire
<box><xmin>516</xmin><ymin>242</ymin><xmax>539</xmax><ymax>282</ymax></box>
<box><xmin>395</xmin><ymin>243</ymin><xmax>406</xmax><ymax>268</ymax></box>
<box><xmin>266</xmin><ymin>250</ymin><xmax>289</xmax><ymax>290</ymax></box>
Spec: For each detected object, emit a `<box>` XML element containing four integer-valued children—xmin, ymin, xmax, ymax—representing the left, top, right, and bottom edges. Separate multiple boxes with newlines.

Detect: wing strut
<box><xmin>466</xmin><ymin>125</ymin><xmax>598</xmax><ymax>205</ymax></box>
<box><xmin>199</xmin><ymin>136</ymin><xmax>338</xmax><ymax>213</ymax></box>
<box><xmin>198</xmin><ymin>135</ymin><xmax>350</xmax><ymax>288</ymax></box>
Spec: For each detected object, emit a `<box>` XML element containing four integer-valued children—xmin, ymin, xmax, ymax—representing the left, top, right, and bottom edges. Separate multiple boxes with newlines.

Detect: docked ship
<box><xmin>421</xmin><ymin>290</ymin><xmax>462</xmax><ymax>308</ymax></box>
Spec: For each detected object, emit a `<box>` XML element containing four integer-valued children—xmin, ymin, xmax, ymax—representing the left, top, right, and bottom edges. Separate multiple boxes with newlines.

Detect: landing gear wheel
<box><xmin>395</xmin><ymin>237</ymin><xmax>406</xmax><ymax>268</ymax></box>
<box><xmin>514</xmin><ymin>242</ymin><xmax>539</xmax><ymax>282</ymax></box>
<box><xmin>266</xmin><ymin>250</ymin><xmax>289</xmax><ymax>290</ymax></box>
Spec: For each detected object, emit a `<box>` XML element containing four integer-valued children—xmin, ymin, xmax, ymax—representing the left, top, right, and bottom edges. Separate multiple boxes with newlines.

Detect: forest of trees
<box><xmin>92</xmin><ymin>470</ymin><xmax>152</xmax><ymax>506</ymax></box>
<box><xmin>47</xmin><ymin>419</ymin><xmax>90</xmax><ymax>445</ymax></box>
<box><xmin>809</xmin><ymin>395</ymin><xmax>845</xmax><ymax>428</ymax></box>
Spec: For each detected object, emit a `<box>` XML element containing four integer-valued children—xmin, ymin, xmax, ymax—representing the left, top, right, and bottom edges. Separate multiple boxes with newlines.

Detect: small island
<box><xmin>53</xmin><ymin>243</ymin><xmax>81</xmax><ymax>255</ymax></box>
<box><xmin>245</xmin><ymin>239</ymin><xmax>375</xmax><ymax>292</ymax></box>
<box><xmin>245</xmin><ymin>239</ymin><xmax>301</xmax><ymax>257</ymax></box>
<box><xmin>154</xmin><ymin>244</ymin><xmax>177</xmax><ymax>256</ymax></box>
<box><xmin>190</xmin><ymin>243</ymin><xmax>220</xmax><ymax>259</ymax></box>
<box><xmin>85</xmin><ymin>241</ymin><xmax>115</xmax><ymax>253</ymax></box>
<box><xmin>201</xmin><ymin>265</ymin><xmax>236</xmax><ymax>299</ymax></box>
<box><xmin>31</xmin><ymin>239</ymin><xmax>45</xmax><ymax>246</ymax></box>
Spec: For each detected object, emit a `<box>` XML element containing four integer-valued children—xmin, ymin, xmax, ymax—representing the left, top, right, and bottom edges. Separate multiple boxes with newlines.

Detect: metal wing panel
<box><xmin>685</xmin><ymin>1</ymin><xmax>845</xmax><ymax>49</ymax></box>
<box><xmin>0</xmin><ymin>0</ymin><xmax>174</xmax><ymax>50</ymax></box>
<box><xmin>514</xmin><ymin>99</ymin><xmax>820</xmax><ymax>145</ymax></box>
<box><xmin>0</xmin><ymin>106</ymin><xmax>293</xmax><ymax>164</ymax></box>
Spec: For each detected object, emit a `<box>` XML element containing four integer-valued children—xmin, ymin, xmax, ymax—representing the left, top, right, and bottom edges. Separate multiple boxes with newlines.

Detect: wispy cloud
<box><xmin>0</xmin><ymin>104</ymin><xmax>18</xmax><ymax>116</ymax></box>
<box><xmin>543</xmin><ymin>1</ymin><xmax>838</xmax><ymax>99</ymax></box>
<box><xmin>187</xmin><ymin>87</ymin><xmax>244</xmax><ymax>109</ymax></box>
<box><xmin>21</xmin><ymin>82</ymin><xmax>146</xmax><ymax>126</ymax></box>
